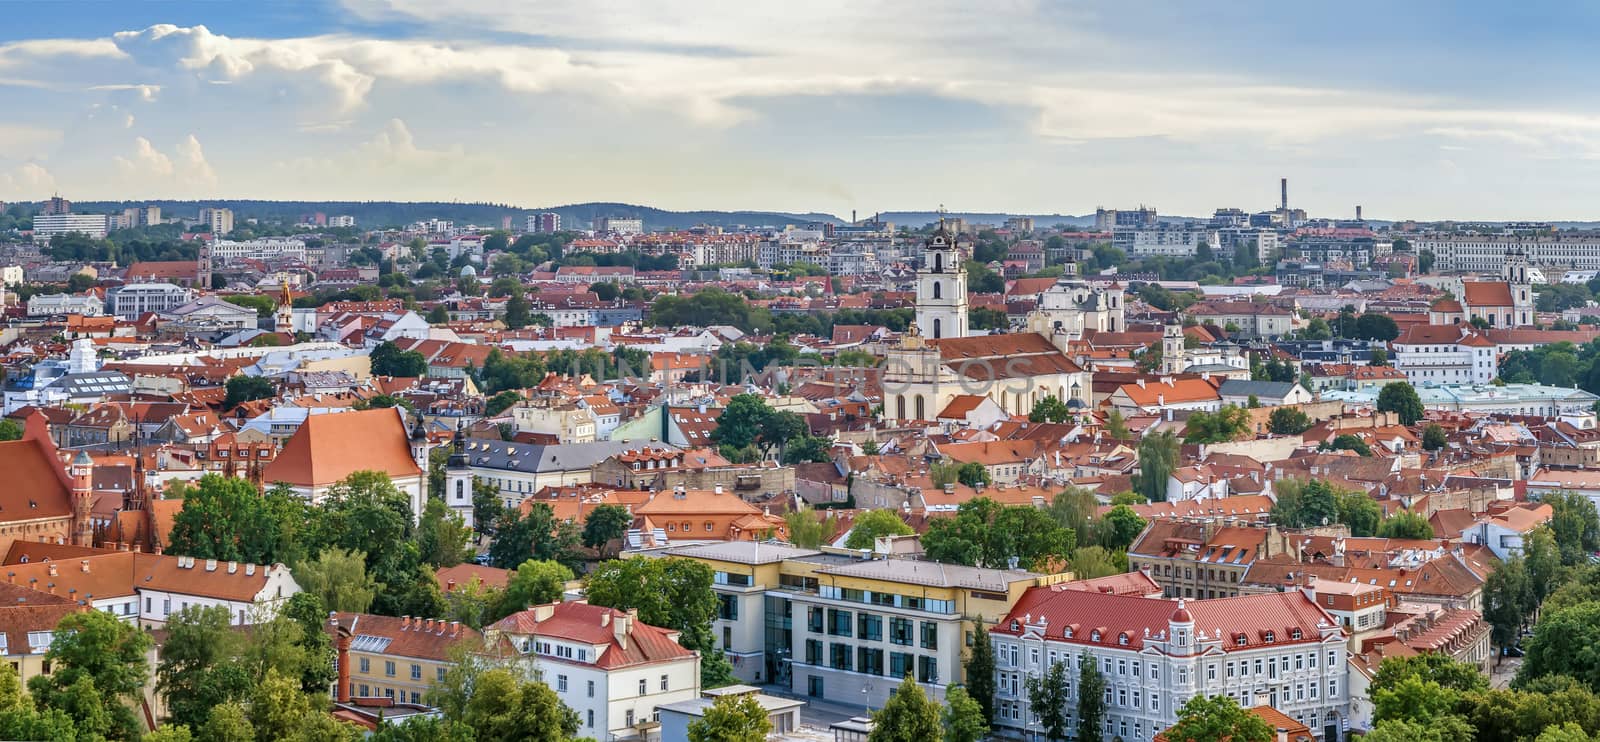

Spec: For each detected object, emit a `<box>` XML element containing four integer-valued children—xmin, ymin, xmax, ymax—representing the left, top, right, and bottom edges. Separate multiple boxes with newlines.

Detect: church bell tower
<box><xmin>915</xmin><ymin>219</ymin><xmax>968</xmax><ymax>340</ymax></box>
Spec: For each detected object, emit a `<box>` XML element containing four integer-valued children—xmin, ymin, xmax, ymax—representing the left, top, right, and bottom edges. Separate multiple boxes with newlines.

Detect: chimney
<box><xmin>46</xmin><ymin>565</ymin><xmax>56</xmax><ymax>578</ymax></box>
<box><xmin>533</xmin><ymin>602</ymin><xmax>557</xmax><ymax>622</ymax></box>
<box><xmin>450</xmin><ymin>621</ymin><xmax>460</xmax><ymax>637</ymax></box>
<box><xmin>205</xmin><ymin>559</ymin><xmax>217</xmax><ymax>572</ymax></box>
<box><xmin>714</xmin><ymin>484</ymin><xmax>723</xmax><ymax>495</ymax></box>
<box><xmin>332</xmin><ymin>617</ymin><xmax>352</xmax><ymax>704</ymax></box>
<box><xmin>614</xmin><ymin>609</ymin><xmax>632</xmax><ymax>650</ymax></box>
<box><xmin>79</xmin><ymin>560</ymin><xmax>89</xmax><ymax>574</ymax></box>
<box><xmin>227</xmin><ymin>561</ymin><xmax>237</xmax><ymax>574</ymax></box>
<box><xmin>401</xmin><ymin>616</ymin><xmax>411</xmax><ymax>631</ymax></box>
<box><xmin>1280</xmin><ymin>177</ymin><xmax>1288</xmax><ymax>211</ymax></box>
<box><xmin>1136</xmin><ymin>378</ymin><xmax>1146</xmax><ymax>389</ymax></box>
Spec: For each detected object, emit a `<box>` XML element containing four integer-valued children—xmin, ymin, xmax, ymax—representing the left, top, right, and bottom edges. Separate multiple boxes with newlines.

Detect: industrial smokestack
<box><xmin>1356</xmin><ymin>205</ymin><xmax>1363</xmax><ymax>221</ymax></box>
<box><xmin>1280</xmin><ymin>178</ymin><xmax>1288</xmax><ymax>211</ymax></box>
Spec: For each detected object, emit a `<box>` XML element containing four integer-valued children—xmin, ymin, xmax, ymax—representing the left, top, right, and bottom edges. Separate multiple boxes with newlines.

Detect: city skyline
<box><xmin>5</xmin><ymin>1</ymin><xmax>1600</xmax><ymax>220</ymax></box>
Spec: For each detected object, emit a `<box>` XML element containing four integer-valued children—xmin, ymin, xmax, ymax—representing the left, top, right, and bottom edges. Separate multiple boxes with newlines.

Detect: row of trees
<box><xmin>166</xmin><ymin>471</ymin><xmax>470</xmax><ymax>620</ymax></box>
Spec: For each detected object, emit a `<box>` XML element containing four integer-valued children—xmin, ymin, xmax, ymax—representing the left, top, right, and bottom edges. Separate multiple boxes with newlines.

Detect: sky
<box><xmin>3</xmin><ymin>1</ymin><xmax>1600</xmax><ymax>220</ymax></box>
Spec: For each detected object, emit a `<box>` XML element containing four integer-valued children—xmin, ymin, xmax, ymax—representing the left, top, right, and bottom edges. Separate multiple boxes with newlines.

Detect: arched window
<box><xmin>933</xmin><ymin>318</ymin><xmax>942</xmax><ymax>338</ymax></box>
<box><xmin>455</xmin><ymin>479</ymin><xmax>464</xmax><ymax>501</ymax></box>
<box><xmin>933</xmin><ymin>281</ymin><xmax>942</xmax><ymax>300</ymax></box>
<box><xmin>896</xmin><ymin>395</ymin><xmax>906</xmax><ymax>420</ymax></box>
<box><xmin>935</xmin><ymin>253</ymin><xmax>943</xmax><ymax>272</ymax></box>
<box><xmin>915</xmin><ymin>396</ymin><xmax>926</xmax><ymax>420</ymax></box>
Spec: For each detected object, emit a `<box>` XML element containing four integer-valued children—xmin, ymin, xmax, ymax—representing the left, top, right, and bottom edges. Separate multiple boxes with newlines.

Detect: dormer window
<box><xmin>1263</xmin><ymin>630</ymin><xmax>1276</xmax><ymax>643</ymax></box>
<box><xmin>1010</xmin><ymin>620</ymin><xmax>1020</xmax><ymax>631</ymax></box>
<box><xmin>1291</xmin><ymin>628</ymin><xmax>1303</xmax><ymax>640</ymax></box>
<box><xmin>1235</xmin><ymin>634</ymin><xmax>1247</xmax><ymax>646</ymax></box>
<box><xmin>1091</xmin><ymin>630</ymin><xmax>1101</xmax><ymax>642</ymax></box>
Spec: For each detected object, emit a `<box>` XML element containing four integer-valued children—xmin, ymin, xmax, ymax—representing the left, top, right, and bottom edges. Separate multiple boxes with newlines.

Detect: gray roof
<box><xmin>1217</xmin><ymin>378</ymin><xmax>1299</xmax><ymax>400</ymax></box>
<box><xmin>664</xmin><ymin>541</ymin><xmax>823</xmax><ymax>565</ymax></box>
<box><xmin>815</xmin><ymin>558</ymin><xmax>1039</xmax><ymax>591</ymax></box>
<box><xmin>462</xmin><ymin>439</ymin><xmax>678</xmax><ymax>473</ymax></box>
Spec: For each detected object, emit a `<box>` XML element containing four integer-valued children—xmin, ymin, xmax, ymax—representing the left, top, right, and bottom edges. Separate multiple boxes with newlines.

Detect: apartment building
<box><xmin>990</xmin><ymin>589</ymin><xmax>1349</xmax><ymax>742</ymax></box>
<box><xmin>654</xmin><ymin>541</ymin><xmax>1063</xmax><ymax>709</ymax></box>
<box><xmin>210</xmin><ymin>238</ymin><xmax>308</xmax><ymax>262</ymax></box>
<box><xmin>1127</xmin><ymin>520</ymin><xmax>1293</xmax><ymax>600</ymax></box>
<box><xmin>106</xmin><ymin>283</ymin><xmax>195</xmax><ymax>319</ymax></box>
<box><xmin>1412</xmin><ymin>234</ymin><xmax>1600</xmax><ymax>272</ymax></box>
<box><xmin>32</xmin><ymin>213</ymin><xmax>109</xmax><ymax>243</ymax></box>
<box><xmin>329</xmin><ymin>612</ymin><xmax>478</xmax><ymax>705</ymax></box>
<box><xmin>1391</xmin><ymin>324</ymin><xmax>1497</xmax><ymax>386</ymax></box>
<box><xmin>488</xmin><ymin>601</ymin><xmax>700</xmax><ymax>740</ymax></box>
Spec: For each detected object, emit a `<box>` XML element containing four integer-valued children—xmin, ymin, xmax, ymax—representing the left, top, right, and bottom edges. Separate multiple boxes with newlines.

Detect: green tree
<box><xmin>224</xmin><ymin>375</ymin><xmax>275</xmax><ymax>409</ymax></box>
<box><xmin>1069</xmin><ymin>545</ymin><xmax>1124</xmax><ymax>579</ymax></box>
<box><xmin>688</xmin><ymin>693</ymin><xmax>771</xmax><ymax>742</ymax></box>
<box><xmin>247</xmin><ymin>668</ymin><xmax>356</xmax><ymax>742</ymax></box>
<box><xmin>461</xmin><ymin>669</ymin><xmax>578</xmax><ymax>742</ymax></box>
<box><xmin>28</xmin><ymin>609</ymin><xmax>152</xmax><ymax>740</ymax></box>
<box><xmin>1339</xmin><ymin>492</ymin><xmax>1384</xmax><ymax>537</ymax></box>
<box><xmin>488</xmin><ymin>503</ymin><xmax>583</xmax><ymax>572</ymax></box>
<box><xmin>157</xmin><ymin>606</ymin><xmax>251</xmax><ymax>729</ymax></box>
<box><xmin>0</xmin><ymin>661</ymin><xmax>77</xmax><ymax>742</ymax></box>
<box><xmin>1025</xmin><ymin>660</ymin><xmax>1071</xmax><ymax>741</ymax></box>
<box><xmin>426</xmin><ymin>304</ymin><xmax>450</xmax><ymax>324</ymax></box>
<box><xmin>783</xmin><ymin>509</ymin><xmax>835</xmax><ymax>549</ymax></box>
<box><xmin>368</xmin><ymin>715</ymin><xmax>476</xmax><ymax>742</ymax></box>
<box><xmin>503</xmin><ymin>293</ymin><xmax>532</xmax><ymax>330</ymax></box>
<box><xmin>1422</xmin><ymin>423</ymin><xmax>1448</xmax><ymax>451</ymax></box>
<box><xmin>1518</xmin><ymin>602</ymin><xmax>1600</xmax><ymax>689</ymax></box>
<box><xmin>1326</xmin><ymin>433</ymin><xmax>1374</xmax><ymax>456</ymax></box>
<box><xmin>1076</xmin><ymin>652</ymin><xmax>1106</xmax><ymax>742</ymax></box>
<box><xmin>0</xmin><ymin>419</ymin><xmax>22</xmax><ymax>441</ymax></box>
<box><xmin>1371</xmin><ymin>347</ymin><xmax>1389</xmax><ymax>366</ymax></box>
<box><xmin>370</xmin><ymin>341</ymin><xmax>428</xmax><ymax>377</ymax></box>
<box><xmin>1271</xmin><ymin>478</ymin><xmax>1340</xmax><ymax>529</ymax></box>
<box><xmin>1098</xmin><ymin>505</ymin><xmax>1147</xmax><ymax>552</ymax></box>
<box><xmin>963</xmin><ymin>622</ymin><xmax>995</xmax><ymax>724</ymax></box>
<box><xmin>1485</xmin><ymin>555</ymin><xmax>1532</xmax><ymax>650</ymax></box>
<box><xmin>1377</xmin><ymin>381</ymin><xmax>1426</xmax><ymax>425</ymax></box>
<box><xmin>581</xmin><ymin>504</ymin><xmax>633</xmax><ymax>558</ymax></box>
<box><xmin>493</xmin><ymin>560</ymin><xmax>573</xmax><ymax>619</ymax></box>
<box><xmin>955</xmin><ymin>462</ymin><xmax>990</xmax><ymax>488</ymax></box>
<box><xmin>1029</xmin><ymin>395</ymin><xmax>1071</xmax><ymax>424</ymax></box>
<box><xmin>1354</xmin><ymin>313</ymin><xmax>1402</xmax><ymax>341</ymax></box>
<box><xmin>1268</xmin><ymin>406</ymin><xmax>1312</xmax><ymax>435</ymax></box>
<box><xmin>417</xmin><ymin>497</ymin><xmax>472</xmax><ymax>568</ymax></box>
<box><xmin>868</xmin><ymin>673</ymin><xmax>942</xmax><ymax>742</ymax></box>
<box><xmin>1104</xmin><ymin>409</ymin><xmax>1130</xmax><ymax>440</ymax></box>
<box><xmin>585</xmin><ymin>557</ymin><xmax>735</xmax><ymax>688</ymax></box>
<box><xmin>1135</xmin><ymin>431</ymin><xmax>1180</xmax><ymax>502</ymax></box>
<box><xmin>711</xmin><ymin>394</ymin><xmax>772</xmax><ymax>451</ymax></box>
<box><xmin>941</xmin><ymin>686</ymin><xmax>987</xmax><ymax>742</ymax></box>
<box><xmin>1546</xmin><ymin>491</ymin><xmax>1600</xmax><ymax>566</ymax></box>
<box><xmin>295</xmin><ymin>547</ymin><xmax>380</xmax><ymax>613</ymax></box>
<box><xmin>922</xmin><ymin>497</ymin><xmax>1075</xmax><ymax>571</ymax></box>
<box><xmin>1183</xmin><ymin>404</ymin><xmax>1251</xmax><ymax>444</ymax></box>
<box><xmin>844</xmin><ymin>510</ymin><xmax>915</xmax><ymax>550</ymax></box>
<box><xmin>1377</xmin><ymin>511</ymin><xmax>1434</xmax><ymax>540</ymax></box>
<box><xmin>484</xmin><ymin>390</ymin><xmax>522</xmax><ymax>416</ymax></box>
<box><xmin>167</xmin><ymin>474</ymin><xmax>282</xmax><ymax>564</ymax></box>
<box><xmin>1165</xmin><ymin>694</ymin><xmax>1273</xmax><ymax>742</ymax></box>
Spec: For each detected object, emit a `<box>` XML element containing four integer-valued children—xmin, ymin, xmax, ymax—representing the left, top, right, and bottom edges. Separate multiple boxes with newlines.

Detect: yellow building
<box><xmin>653</xmin><ymin>542</ymin><xmax>1070</xmax><ymax>709</ymax></box>
<box><xmin>329</xmin><ymin>613</ymin><xmax>478</xmax><ymax>706</ymax></box>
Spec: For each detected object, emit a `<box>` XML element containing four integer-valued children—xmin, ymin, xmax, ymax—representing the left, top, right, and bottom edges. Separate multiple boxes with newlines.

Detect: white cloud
<box><xmin>0</xmin><ymin>163</ymin><xmax>57</xmax><ymax>200</ymax></box>
<box><xmin>112</xmin><ymin>134</ymin><xmax>217</xmax><ymax>194</ymax></box>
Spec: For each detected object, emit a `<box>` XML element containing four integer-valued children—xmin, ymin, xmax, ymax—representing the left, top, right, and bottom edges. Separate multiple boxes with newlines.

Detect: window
<box><xmin>859</xmin><ymin>613</ymin><xmax>883</xmax><ymax>641</ymax></box>
<box><xmin>558</xmin><ymin>675</ymin><xmax>568</xmax><ymax>692</ymax></box>
<box><xmin>808</xmin><ymin>607</ymin><xmax>824</xmax><ymax>633</ymax></box>
<box><xmin>626</xmin><ymin>710</ymin><xmax>635</xmax><ymax>727</ymax></box>
<box><xmin>359</xmin><ymin>658</ymin><xmax>370</xmax><ymax>673</ymax></box>
<box><xmin>920</xmin><ymin>622</ymin><xmax>938</xmax><ymax>650</ymax></box>
<box><xmin>858</xmin><ymin>647</ymin><xmax>884</xmax><ymax>676</ymax></box>
<box><xmin>410</xmin><ymin>664</ymin><xmax>421</xmax><ymax>680</ymax></box>
<box><xmin>806</xmin><ymin>639</ymin><xmax>823</xmax><ymax>665</ymax></box>
<box><xmin>890</xmin><ymin>617</ymin><xmax>913</xmax><ymax>645</ymax></box>
<box><xmin>830</xmin><ymin>643</ymin><xmax>853</xmax><ymax>671</ymax></box>
<box><xmin>917</xmin><ymin>656</ymin><xmax>938</xmax><ymax>684</ymax></box>
<box><xmin>890</xmin><ymin>652</ymin><xmax>912</xmax><ymax>679</ymax></box>
<box><xmin>438</xmin><ymin>667</ymin><xmax>446</xmax><ymax>682</ymax></box>
<box><xmin>829</xmin><ymin>609</ymin><xmax>853</xmax><ymax>637</ymax></box>
<box><xmin>639</xmin><ymin>678</ymin><xmax>648</xmax><ymax>696</ymax></box>
<box><xmin>587</xmin><ymin>710</ymin><xmax>594</xmax><ymax>728</ymax></box>
<box><xmin>385</xmin><ymin>661</ymin><xmax>395</xmax><ymax>677</ymax></box>
<box><xmin>588</xmin><ymin>680</ymin><xmax>595</xmax><ymax>698</ymax></box>
<box><xmin>718</xmin><ymin>594</ymin><xmax>739</xmax><ymax>621</ymax></box>
<box><xmin>660</xmin><ymin>674</ymin><xmax>669</xmax><ymax>691</ymax></box>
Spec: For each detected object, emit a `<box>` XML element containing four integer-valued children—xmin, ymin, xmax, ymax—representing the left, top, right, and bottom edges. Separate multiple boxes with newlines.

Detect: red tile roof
<box><xmin>1461</xmin><ymin>281</ymin><xmax>1513</xmax><ymax>307</ymax></box>
<box><xmin>262</xmin><ymin>408</ymin><xmax>422</xmax><ymax>487</ymax></box>
<box><xmin>489</xmin><ymin>601</ymin><xmax>696</xmax><ymax>670</ymax></box>
<box><xmin>994</xmin><ymin>587</ymin><xmax>1338</xmax><ymax>652</ymax></box>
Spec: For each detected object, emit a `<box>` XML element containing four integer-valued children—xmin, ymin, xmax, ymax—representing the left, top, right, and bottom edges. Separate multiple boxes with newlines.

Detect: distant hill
<box><xmin>68</xmin><ymin>200</ymin><xmax>842</xmax><ymax>231</ymax></box>
<box><xmin>876</xmin><ymin>211</ymin><xmax>1096</xmax><ymax>229</ymax></box>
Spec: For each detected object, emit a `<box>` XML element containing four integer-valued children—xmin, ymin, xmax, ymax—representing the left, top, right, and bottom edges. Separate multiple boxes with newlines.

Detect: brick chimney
<box><xmin>331</xmin><ymin>616</ymin><xmax>352</xmax><ymax>704</ymax></box>
<box><xmin>614</xmin><ymin>608</ymin><xmax>632</xmax><ymax>650</ymax></box>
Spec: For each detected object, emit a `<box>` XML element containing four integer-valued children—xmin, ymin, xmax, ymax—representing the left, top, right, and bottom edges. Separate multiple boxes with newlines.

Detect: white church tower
<box><xmin>915</xmin><ymin>221</ymin><xmax>968</xmax><ymax>340</ymax></box>
<box><xmin>1503</xmin><ymin>245</ymin><xmax>1535</xmax><ymax>326</ymax></box>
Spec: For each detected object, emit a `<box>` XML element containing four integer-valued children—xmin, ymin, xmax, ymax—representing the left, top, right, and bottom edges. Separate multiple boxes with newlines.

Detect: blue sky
<box><xmin>2</xmin><ymin>0</ymin><xmax>1599</xmax><ymax>220</ymax></box>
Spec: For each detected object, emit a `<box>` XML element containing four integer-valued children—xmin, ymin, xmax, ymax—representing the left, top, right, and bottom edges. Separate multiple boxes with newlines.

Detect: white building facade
<box><xmin>991</xmin><ymin>590</ymin><xmax>1349</xmax><ymax>742</ymax></box>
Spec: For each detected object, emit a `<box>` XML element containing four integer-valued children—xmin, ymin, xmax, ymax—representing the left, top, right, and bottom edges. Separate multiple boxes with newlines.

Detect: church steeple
<box><xmin>915</xmin><ymin>217</ymin><xmax>968</xmax><ymax>340</ymax></box>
